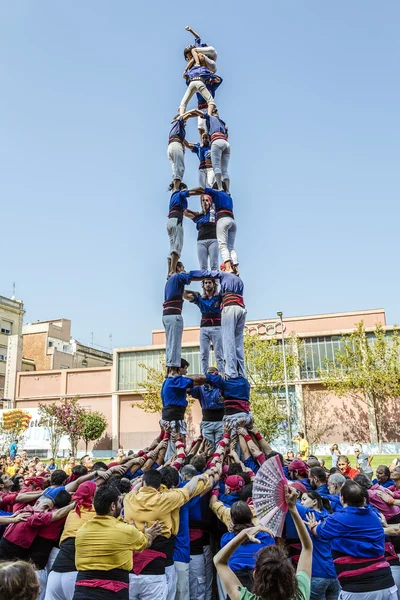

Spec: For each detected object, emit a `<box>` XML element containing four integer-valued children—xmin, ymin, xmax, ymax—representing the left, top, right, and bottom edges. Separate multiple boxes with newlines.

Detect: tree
<box><xmin>0</xmin><ymin>409</ymin><xmax>32</xmax><ymax>448</ymax></box>
<box><xmin>136</xmin><ymin>363</ymin><xmax>165</xmax><ymax>413</ymax></box>
<box><xmin>82</xmin><ymin>412</ymin><xmax>108</xmax><ymax>452</ymax></box>
<box><xmin>136</xmin><ymin>362</ymin><xmax>194</xmax><ymax>416</ymax></box>
<box><xmin>244</xmin><ymin>332</ymin><xmax>300</xmax><ymax>442</ymax></box>
<box><xmin>302</xmin><ymin>387</ymin><xmax>337</xmax><ymax>453</ymax></box>
<box><xmin>319</xmin><ymin>322</ymin><xmax>400</xmax><ymax>452</ymax></box>
<box><xmin>38</xmin><ymin>402</ymin><xmax>65</xmax><ymax>458</ymax></box>
<box><xmin>54</xmin><ymin>397</ymin><xmax>86</xmax><ymax>456</ymax></box>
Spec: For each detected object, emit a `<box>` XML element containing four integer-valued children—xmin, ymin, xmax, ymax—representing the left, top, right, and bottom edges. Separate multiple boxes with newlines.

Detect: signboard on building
<box><xmin>0</xmin><ymin>408</ymin><xmax>70</xmax><ymax>455</ymax></box>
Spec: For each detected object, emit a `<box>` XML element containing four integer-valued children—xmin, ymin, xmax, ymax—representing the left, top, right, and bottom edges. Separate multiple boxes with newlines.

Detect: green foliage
<box><xmin>136</xmin><ymin>363</ymin><xmax>194</xmax><ymax>415</ymax></box>
<box><xmin>244</xmin><ymin>332</ymin><xmax>300</xmax><ymax>441</ymax></box>
<box><xmin>82</xmin><ymin>412</ymin><xmax>108</xmax><ymax>452</ymax></box>
<box><xmin>38</xmin><ymin>402</ymin><xmax>65</xmax><ymax>458</ymax></box>
<box><xmin>320</xmin><ymin>322</ymin><xmax>400</xmax><ymax>449</ymax></box>
<box><xmin>53</xmin><ymin>397</ymin><xmax>86</xmax><ymax>456</ymax></box>
<box><xmin>136</xmin><ymin>363</ymin><xmax>165</xmax><ymax>413</ymax></box>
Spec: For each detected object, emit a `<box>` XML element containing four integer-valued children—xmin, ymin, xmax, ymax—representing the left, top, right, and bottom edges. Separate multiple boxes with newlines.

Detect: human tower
<box><xmin>157</xmin><ymin>26</ymin><xmax>268</xmax><ymax>461</ymax></box>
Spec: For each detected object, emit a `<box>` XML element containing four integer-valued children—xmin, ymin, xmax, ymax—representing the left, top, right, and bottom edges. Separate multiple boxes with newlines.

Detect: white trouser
<box><xmin>36</xmin><ymin>569</ymin><xmax>48</xmax><ymax>600</ymax></box>
<box><xmin>165</xmin><ymin>564</ymin><xmax>177</xmax><ymax>600</ymax></box>
<box><xmin>200</xmin><ymin>326</ymin><xmax>224</xmax><ymax>374</ymax></box>
<box><xmin>203</xmin><ymin>545</ymin><xmax>213</xmax><ymax>600</ymax></box>
<box><xmin>211</xmin><ymin>139</ymin><xmax>230</xmax><ymax>179</ymax></box>
<box><xmin>222</xmin><ymin>305</ymin><xmax>247</xmax><ymax>378</ymax></box>
<box><xmin>162</xmin><ymin>315</ymin><xmax>184</xmax><ymax>367</ymax></box>
<box><xmin>196</xmin><ymin>46</ymin><xmax>217</xmax><ymax>62</ymax></box>
<box><xmin>390</xmin><ymin>566</ymin><xmax>400</xmax><ymax>600</ymax></box>
<box><xmin>189</xmin><ymin>554</ymin><xmax>206</xmax><ymax>600</ymax></box>
<box><xmin>216</xmin><ymin>216</ymin><xmax>237</xmax><ymax>264</ymax></box>
<box><xmin>199</xmin><ymin>167</ymin><xmax>215</xmax><ymax>188</ymax></box>
<box><xmin>197</xmin><ymin>239</ymin><xmax>219</xmax><ymax>270</ymax></box>
<box><xmin>168</xmin><ymin>142</ymin><xmax>185</xmax><ymax>181</ymax></box>
<box><xmin>129</xmin><ymin>573</ymin><xmax>167</xmax><ymax>600</ymax></box>
<box><xmin>180</xmin><ymin>81</ymin><xmax>215</xmax><ymax>113</ymax></box>
<box><xmin>174</xmin><ymin>561</ymin><xmax>190</xmax><ymax>600</ymax></box>
<box><xmin>339</xmin><ymin>587</ymin><xmax>398</xmax><ymax>600</ymax></box>
<box><xmin>193</xmin><ymin>46</ymin><xmax>218</xmax><ymax>73</ymax></box>
<box><xmin>44</xmin><ymin>571</ymin><xmax>77</xmax><ymax>600</ymax></box>
<box><xmin>166</xmin><ymin>218</ymin><xmax>184</xmax><ymax>258</ymax></box>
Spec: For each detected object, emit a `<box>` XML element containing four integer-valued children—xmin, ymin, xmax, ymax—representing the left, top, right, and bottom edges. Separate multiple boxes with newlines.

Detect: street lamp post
<box><xmin>277</xmin><ymin>311</ymin><xmax>292</xmax><ymax>445</ymax></box>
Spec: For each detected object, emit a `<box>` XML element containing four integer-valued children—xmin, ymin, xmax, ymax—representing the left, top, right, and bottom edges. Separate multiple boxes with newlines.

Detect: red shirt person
<box><xmin>0</xmin><ymin>493</ymin><xmax>75</xmax><ymax>562</ymax></box>
<box><xmin>337</xmin><ymin>456</ymin><xmax>360</xmax><ymax>480</ymax></box>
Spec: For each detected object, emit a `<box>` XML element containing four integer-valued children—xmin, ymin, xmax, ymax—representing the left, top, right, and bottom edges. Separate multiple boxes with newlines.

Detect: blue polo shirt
<box><xmin>164</xmin><ymin>273</ymin><xmax>192</xmax><ymax>302</ymax></box>
<box><xmin>221</xmin><ymin>531</ymin><xmax>274</xmax><ymax>572</ymax></box>
<box><xmin>372</xmin><ymin>479</ymin><xmax>395</xmax><ymax>489</ymax></box>
<box><xmin>161</xmin><ymin>376</ymin><xmax>194</xmax><ymax>408</ymax></box>
<box><xmin>205</xmin><ymin>374</ymin><xmax>250</xmax><ymax>402</ymax></box>
<box><xmin>190</xmin><ymin>384</ymin><xmax>224</xmax><ymax>411</ymax></box>
<box><xmin>201</xmin><ymin>115</ymin><xmax>228</xmax><ymax>138</ymax></box>
<box><xmin>168</xmin><ymin>118</ymin><xmax>186</xmax><ymax>143</ymax></box>
<box><xmin>191</xmin><ymin>144</ymin><xmax>212</xmax><ymax>170</ymax></box>
<box><xmin>191</xmin><ymin>293</ymin><xmax>222</xmax><ymax>316</ymax></box>
<box><xmin>203</xmin><ymin>188</ymin><xmax>233</xmax><ymax>215</ymax></box>
<box><xmin>168</xmin><ymin>190</ymin><xmax>189</xmax><ymax>218</ymax></box>
<box><xmin>316</xmin><ymin>504</ymin><xmax>385</xmax><ymax>557</ymax></box>
<box><xmin>296</xmin><ymin>503</ymin><xmax>336</xmax><ymax>579</ymax></box>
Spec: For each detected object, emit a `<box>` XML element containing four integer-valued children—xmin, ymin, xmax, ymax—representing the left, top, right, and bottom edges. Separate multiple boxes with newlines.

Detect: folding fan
<box><xmin>253</xmin><ymin>455</ymin><xmax>288</xmax><ymax>537</ymax></box>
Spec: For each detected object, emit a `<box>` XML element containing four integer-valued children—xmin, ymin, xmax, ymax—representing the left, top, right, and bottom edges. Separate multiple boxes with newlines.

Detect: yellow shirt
<box><xmin>124</xmin><ymin>479</ymin><xmax>209</xmax><ymax>538</ymax></box>
<box><xmin>299</xmin><ymin>439</ymin><xmax>309</xmax><ymax>455</ymax></box>
<box><xmin>6</xmin><ymin>466</ymin><xmax>16</xmax><ymax>477</ymax></box>
<box><xmin>211</xmin><ymin>499</ymin><xmax>231</xmax><ymax>528</ymax></box>
<box><xmin>75</xmin><ymin>515</ymin><xmax>148</xmax><ymax>572</ymax></box>
<box><xmin>60</xmin><ymin>506</ymin><xmax>96</xmax><ymax>545</ymax></box>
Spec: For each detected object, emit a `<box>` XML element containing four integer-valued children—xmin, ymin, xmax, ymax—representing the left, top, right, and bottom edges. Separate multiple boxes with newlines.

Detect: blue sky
<box><xmin>1</xmin><ymin>1</ymin><xmax>399</xmax><ymax>350</ymax></box>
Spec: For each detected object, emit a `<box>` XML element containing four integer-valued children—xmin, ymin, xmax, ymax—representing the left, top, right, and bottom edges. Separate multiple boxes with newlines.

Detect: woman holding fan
<box><xmin>214</xmin><ymin>486</ymin><xmax>312</xmax><ymax>600</ymax></box>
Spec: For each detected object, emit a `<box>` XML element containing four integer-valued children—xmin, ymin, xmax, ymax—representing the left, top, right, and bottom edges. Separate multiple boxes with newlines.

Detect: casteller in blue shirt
<box><xmin>161</xmin><ymin>375</ymin><xmax>194</xmax><ymax>422</ymax></box>
<box><xmin>168</xmin><ymin>189</ymin><xmax>189</xmax><ymax>219</ymax></box>
<box><xmin>221</xmin><ymin>531</ymin><xmax>274</xmax><ymax>572</ymax></box>
<box><xmin>206</xmin><ymin>373</ymin><xmax>250</xmax><ymax>415</ymax></box>
<box><xmin>203</xmin><ymin>188</ymin><xmax>233</xmax><ymax>218</ymax></box>
<box><xmin>163</xmin><ymin>272</ymin><xmax>192</xmax><ymax>317</ymax></box>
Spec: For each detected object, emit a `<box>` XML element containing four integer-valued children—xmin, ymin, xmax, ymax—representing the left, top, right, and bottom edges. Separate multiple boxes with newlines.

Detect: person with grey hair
<box><xmin>327</xmin><ymin>472</ymin><xmax>346</xmax><ymax>512</ymax></box>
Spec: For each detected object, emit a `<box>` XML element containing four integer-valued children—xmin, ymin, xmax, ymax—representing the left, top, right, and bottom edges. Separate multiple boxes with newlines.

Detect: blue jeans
<box><xmin>311</xmin><ymin>577</ymin><xmax>340</xmax><ymax>600</ymax></box>
<box><xmin>200</xmin><ymin>421</ymin><xmax>223</xmax><ymax>447</ymax></box>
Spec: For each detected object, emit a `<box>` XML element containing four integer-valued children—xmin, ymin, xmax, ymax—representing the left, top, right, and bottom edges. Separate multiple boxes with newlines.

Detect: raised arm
<box><xmin>189</xmin><ymin>187</ymin><xmax>205</xmax><ymax>197</ymax></box>
<box><xmin>214</xmin><ymin>526</ymin><xmax>272</xmax><ymax>600</ymax></box>
<box><xmin>247</xmin><ymin>424</ymin><xmax>272</xmax><ymax>456</ymax></box>
<box><xmin>183</xmin><ymin>140</ymin><xmax>195</xmax><ymax>151</ymax></box>
<box><xmin>286</xmin><ymin>486</ymin><xmax>312</xmax><ymax>578</ymax></box>
<box><xmin>189</xmin><ymin>269</ymin><xmax>220</xmax><ymax>281</ymax></box>
<box><xmin>181</xmin><ymin>109</ymin><xmax>203</xmax><ymax>122</ymax></box>
<box><xmin>185</xmin><ymin>25</ymin><xmax>200</xmax><ymax>39</ymax></box>
<box><xmin>65</xmin><ymin>470</ymin><xmax>100</xmax><ymax>493</ymax></box>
